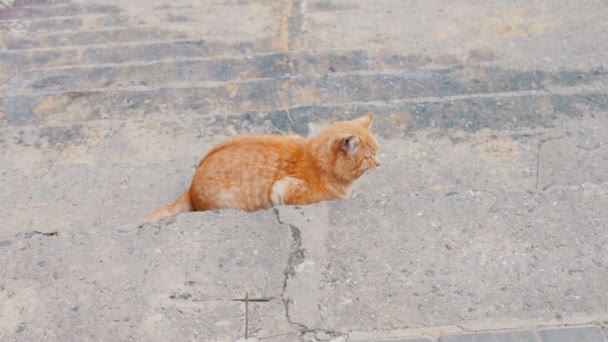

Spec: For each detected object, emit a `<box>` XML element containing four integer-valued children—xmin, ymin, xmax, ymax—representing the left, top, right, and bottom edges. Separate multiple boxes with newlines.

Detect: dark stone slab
<box><xmin>377</xmin><ymin>337</ymin><xmax>435</xmax><ymax>342</ymax></box>
<box><xmin>439</xmin><ymin>331</ymin><xmax>536</xmax><ymax>342</ymax></box>
<box><xmin>539</xmin><ymin>326</ymin><xmax>608</xmax><ymax>342</ymax></box>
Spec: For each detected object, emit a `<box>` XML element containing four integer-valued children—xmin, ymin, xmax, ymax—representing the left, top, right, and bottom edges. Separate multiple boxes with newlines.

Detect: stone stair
<box><xmin>1</xmin><ymin>0</ymin><xmax>608</xmax><ymax>341</ymax></box>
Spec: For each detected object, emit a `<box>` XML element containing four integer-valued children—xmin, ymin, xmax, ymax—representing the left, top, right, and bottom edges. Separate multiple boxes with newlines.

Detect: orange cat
<box><xmin>142</xmin><ymin>114</ymin><xmax>380</xmax><ymax>223</ymax></box>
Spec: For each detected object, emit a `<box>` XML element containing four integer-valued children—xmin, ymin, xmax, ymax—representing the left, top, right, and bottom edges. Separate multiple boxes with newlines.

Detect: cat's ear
<box><xmin>341</xmin><ymin>135</ymin><xmax>359</xmax><ymax>155</ymax></box>
<box><xmin>352</xmin><ymin>113</ymin><xmax>374</xmax><ymax>128</ymax></box>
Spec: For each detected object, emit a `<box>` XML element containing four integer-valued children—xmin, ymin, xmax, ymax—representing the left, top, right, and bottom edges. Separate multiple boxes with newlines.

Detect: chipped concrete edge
<box><xmin>347</xmin><ymin>315</ymin><xmax>608</xmax><ymax>341</ymax></box>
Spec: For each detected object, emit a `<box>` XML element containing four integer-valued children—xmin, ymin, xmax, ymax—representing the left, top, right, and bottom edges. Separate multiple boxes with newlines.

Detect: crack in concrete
<box><xmin>272</xmin><ymin>208</ymin><xmax>307</xmax><ymax>336</ymax></box>
<box><xmin>537</xmin><ymin>182</ymin><xmax>608</xmax><ymax>192</ymax></box>
<box><xmin>577</xmin><ymin>143</ymin><xmax>603</xmax><ymax>151</ymax></box>
<box><xmin>272</xmin><ymin>208</ymin><xmax>347</xmax><ymax>341</ymax></box>
<box><xmin>32</xmin><ymin>230</ymin><xmax>59</xmax><ymax>236</ymax></box>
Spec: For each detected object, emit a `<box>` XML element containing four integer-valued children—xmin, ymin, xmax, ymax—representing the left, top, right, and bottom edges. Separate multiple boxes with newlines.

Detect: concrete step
<box><xmin>0</xmin><ymin>3</ymin><xmax>282</xmax><ymax>40</ymax></box>
<box><xmin>0</xmin><ymin>38</ymin><xmax>274</xmax><ymax>71</ymax></box>
<box><xmin>0</xmin><ymin>13</ymin><xmax>132</xmax><ymax>34</ymax></box>
<box><xmin>0</xmin><ymin>50</ymin><xmax>421</xmax><ymax>92</ymax></box>
<box><xmin>14</xmin><ymin>0</ymin><xmax>70</xmax><ymax>6</ymax></box>
<box><xmin>0</xmin><ymin>3</ymin><xmax>120</xmax><ymax>20</ymax></box>
<box><xmin>0</xmin><ymin>159</ymin><xmax>196</xmax><ymax>234</ymax></box>
<box><xmin>2</xmin><ymin>82</ymin><xmax>607</xmax><ymax>129</ymax></box>
<box><xmin>278</xmin><ymin>184</ymin><xmax>608</xmax><ymax>332</ymax></box>
<box><xmin>2</xmin><ymin>92</ymin><xmax>607</xmax><ymax>174</ymax></box>
<box><xmin>4</xmin><ymin>31</ymin><xmax>608</xmax><ymax>72</ymax></box>
<box><xmin>3</xmin><ymin>52</ymin><xmax>607</xmax><ymax>95</ymax></box>
<box><xmin>1</xmin><ymin>173</ymin><xmax>607</xmax><ymax>340</ymax></box>
<box><xmin>1</xmin><ymin>26</ymin><xmax>195</xmax><ymax>50</ymax></box>
<box><xmin>0</xmin><ymin>210</ymin><xmax>295</xmax><ymax>341</ymax></box>
<box><xmin>0</xmin><ymin>118</ymin><xmax>219</xmax><ymax>169</ymax></box>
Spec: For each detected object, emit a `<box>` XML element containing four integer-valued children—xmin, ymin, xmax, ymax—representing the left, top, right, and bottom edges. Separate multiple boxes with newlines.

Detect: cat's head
<box><xmin>316</xmin><ymin>113</ymin><xmax>380</xmax><ymax>182</ymax></box>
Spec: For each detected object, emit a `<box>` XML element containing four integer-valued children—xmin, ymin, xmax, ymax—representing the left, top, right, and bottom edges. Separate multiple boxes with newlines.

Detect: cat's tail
<box><xmin>141</xmin><ymin>190</ymin><xmax>193</xmax><ymax>223</ymax></box>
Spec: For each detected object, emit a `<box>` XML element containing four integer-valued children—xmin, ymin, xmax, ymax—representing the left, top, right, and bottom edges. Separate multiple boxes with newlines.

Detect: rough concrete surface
<box><xmin>1</xmin><ymin>0</ymin><xmax>608</xmax><ymax>341</ymax></box>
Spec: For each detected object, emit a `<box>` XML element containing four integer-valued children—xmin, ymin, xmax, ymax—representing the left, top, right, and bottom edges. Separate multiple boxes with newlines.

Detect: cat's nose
<box><xmin>375</xmin><ymin>158</ymin><xmax>381</xmax><ymax>167</ymax></box>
